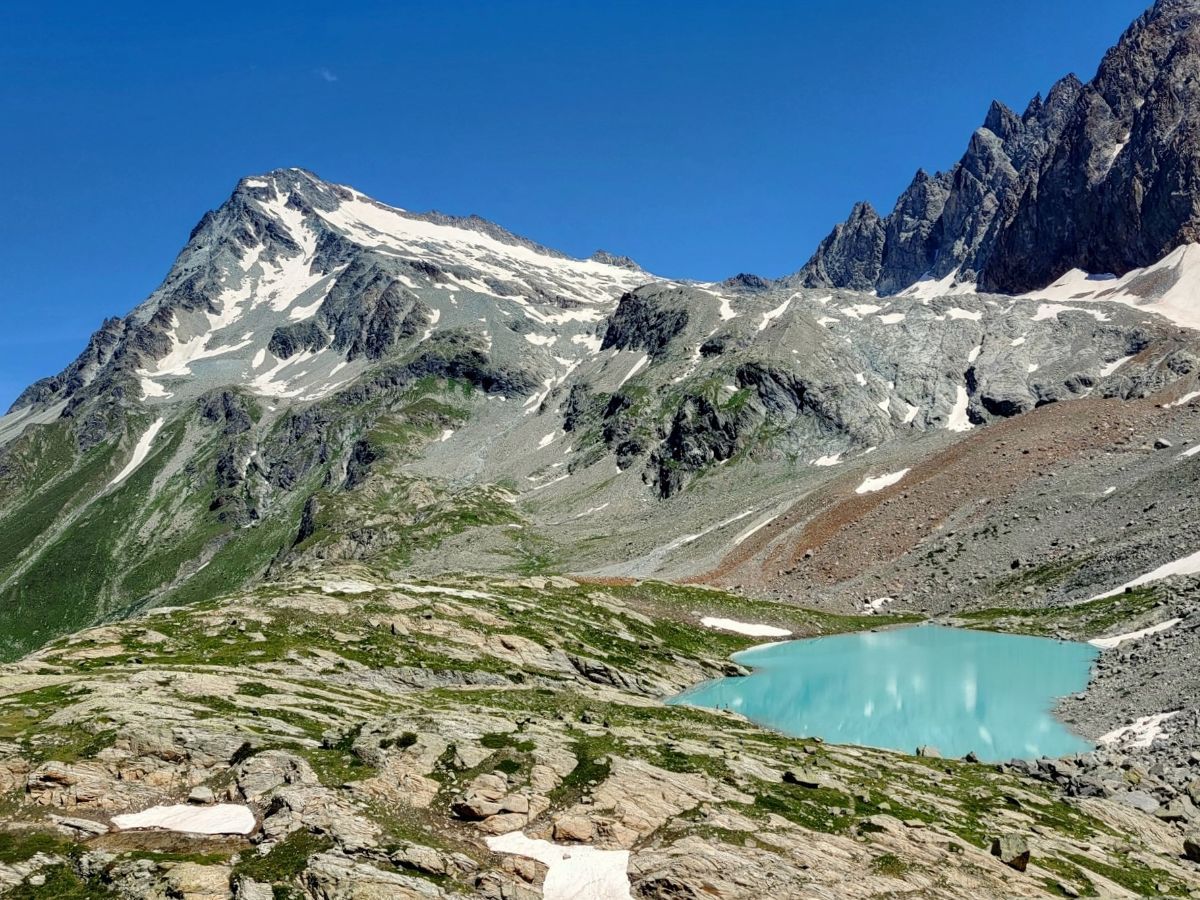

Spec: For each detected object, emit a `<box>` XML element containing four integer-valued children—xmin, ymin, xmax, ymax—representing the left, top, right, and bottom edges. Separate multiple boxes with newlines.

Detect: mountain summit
<box><xmin>796</xmin><ymin>0</ymin><xmax>1200</xmax><ymax>296</ymax></box>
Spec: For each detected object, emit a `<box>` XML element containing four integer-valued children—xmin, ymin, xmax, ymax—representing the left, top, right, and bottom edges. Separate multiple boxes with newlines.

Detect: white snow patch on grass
<box><xmin>1178</xmin><ymin>444</ymin><xmax>1200</xmax><ymax>460</ymax></box>
<box><xmin>538</xmin><ymin>432</ymin><xmax>558</xmax><ymax>449</ymax></box>
<box><xmin>878</xmin><ymin>312</ymin><xmax>906</xmax><ymax>325</ymax></box>
<box><xmin>439</xmin><ymin>429</ymin><xmax>454</xmax><ymax>442</ymax></box>
<box><xmin>967</xmin><ymin>345</ymin><xmax>982</xmax><ymax>364</ymax></box>
<box><xmin>486</xmin><ymin>831</ymin><xmax>632</xmax><ymax>900</ymax></box>
<box><xmin>1089</xmin><ymin>618</ymin><xmax>1181</xmax><ymax>650</ymax></box>
<box><xmin>855</xmin><ymin>468</ymin><xmax>909</xmax><ymax>494</ymax></box>
<box><xmin>112</xmin><ymin>804</ymin><xmax>255</xmax><ymax>836</ymax></box>
<box><xmin>1011</xmin><ymin>336</ymin><xmax>1026</xmax><ymax>347</ymax></box>
<box><xmin>901</xmin><ymin>403</ymin><xmax>919</xmax><ymax>424</ymax></box>
<box><xmin>854</xmin><ymin>372</ymin><xmax>867</xmax><ymax>386</ymax></box>
<box><xmin>109</xmin><ymin>418</ymin><xmax>165</xmax><ymax>487</ymax></box>
<box><xmin>700</xmin><ymin>617</ymin><xmax>792</xmax><ymax>638</ymax></box>
<box><xmin>525</xmin><ymin>332</ymin><xmax>557</xmax><ymax>346</ymax></box>
<box><xmin>812</xmin><ymin>453</ymin><xmax>842</xmax><ymax>467</ymax></box>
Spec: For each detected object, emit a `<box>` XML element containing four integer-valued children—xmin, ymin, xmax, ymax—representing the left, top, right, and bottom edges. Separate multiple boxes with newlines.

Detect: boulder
<box><xmin>552</xmin><ymin>814</ymin><xmax>595</xmax><ymax>842</ymax></box>
<box><xmin>1184</xmin><ymin>831</ymin><xmax>1200</xmax><ymax>864</ymax></box>
<box><xmin>991</xmin><ymin>833</ymin><xmax>1030</xmax><ymax>872</ymax></box>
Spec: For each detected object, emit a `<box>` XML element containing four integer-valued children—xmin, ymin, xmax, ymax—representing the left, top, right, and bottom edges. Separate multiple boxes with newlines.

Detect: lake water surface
<box><xmin>669</xmin><ymin>624</ymin><xmax>1098</xmax><ymax>761</ymax></box>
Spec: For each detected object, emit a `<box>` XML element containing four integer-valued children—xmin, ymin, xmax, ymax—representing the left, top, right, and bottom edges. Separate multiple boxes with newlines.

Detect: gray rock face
<box><xmin>796</xmin><ymin>0</ymin><xmax>1200</xmax><ymax>296</ymax></box>
<box><xmin>600</xmin><ymin>286</ymin><xmax>692</xmax><ymax>361</ymax></box>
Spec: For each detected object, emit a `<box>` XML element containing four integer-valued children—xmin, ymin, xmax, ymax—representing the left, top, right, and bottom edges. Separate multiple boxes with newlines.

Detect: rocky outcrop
<box><xmin>601</xmin><ymin>286</ymin><xmax>692</xmax><ymax>361</ymax></box>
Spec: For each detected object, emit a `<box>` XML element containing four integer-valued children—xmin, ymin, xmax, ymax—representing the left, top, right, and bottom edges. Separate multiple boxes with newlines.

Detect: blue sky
<box><xmin>0</xmin><ymin>0</ymin><xmax>1146</xmax><ymax>409</ymax></box>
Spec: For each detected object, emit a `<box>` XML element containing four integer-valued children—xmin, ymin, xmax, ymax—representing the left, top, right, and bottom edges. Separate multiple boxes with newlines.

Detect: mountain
<box><xmin>796</xmin><ymin>0</ymin><xmax>1200</xmax><ymax>298</ymax></box>
<box><xmin>2</xmin><ymin>166</ymin><xmax>1190</xmax><ymax>661</ymax></box>
<box><xmin>4</xmin><ymin>3</ymin><xmax>1200</xmax><ymax>898</ymax></box>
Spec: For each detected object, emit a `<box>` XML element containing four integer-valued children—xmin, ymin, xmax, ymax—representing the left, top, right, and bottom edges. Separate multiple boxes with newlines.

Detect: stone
<box><xmin>188</xmin><ymin>785</ymin><xmax>216</xmax><ymax>805</ymax></box>
<box><xmin>1117</xmin><ymin>791</ymin><xmax>1161</xmax><ymax>814</ymax></box>
<box><xmin>916</xmin><ymin>746</ymin><xmax>941</xmax><ymax>759</ymax></box>
<box><xmin>163</xmin><ymin>862</ymin><xmax>233</xmax><ymax>900</ymax></box>
<box><xmin>552</xmin><ymin>814</ymin><xmax>595</xmax><ymax>842</ymax></box>
<box><xmin>233</xmin><ymin>877</ymin><xmax>274</xmax><ymax>900</ymax></box>
<box><xmin>991</xmin><ymin>833</ymin><xmax>1030</xmax><ymax>872</ymax></box>
<box><xmin>1184</xmin><ymin>831</ymin><xmax>1200</xmax><ymax>864</ymax></box>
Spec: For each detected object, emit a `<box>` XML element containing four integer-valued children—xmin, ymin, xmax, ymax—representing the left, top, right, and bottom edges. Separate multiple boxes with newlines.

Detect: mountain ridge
<box><xmin>796</xmin><ymin>0</ymin><xmax>1200</xmax><ymax>297</ymax></box>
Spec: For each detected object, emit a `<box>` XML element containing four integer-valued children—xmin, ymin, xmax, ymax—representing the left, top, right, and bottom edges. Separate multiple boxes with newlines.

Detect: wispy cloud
<box><xmin>317</xmin><ymin>67</ymin><xmax>338</xmax><ymax>83</ymax></box>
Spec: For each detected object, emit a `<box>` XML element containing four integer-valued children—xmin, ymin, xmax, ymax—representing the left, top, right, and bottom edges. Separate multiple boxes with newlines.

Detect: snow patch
<box><xmin>615</xmin><ymin>353</ymin><xmax>648</xmax><ymax>389</ymax></box>
<box><xmin>1020</xmin><ymin>244</ymin><xmax>1200</xmax><ymax>331</ymax></box>
<box><xmin>758</xmin><ymin>296</ymin><xmax>793</xmax><ymax>332</ymax></box>
<box><xmin>1098</xmin><ymin>711</ymin><xmax>1180</xmax><ymax>750</ymax></box>
<box><xmin>946</xmin><ymin>386</ymin><xmax>973</xmax><ymax>432</ymax></box>
<box><xmin>486</xmin><ymin>831</ymin><xmax>632</xmax><ymax>900</ymax></box>
<box><xmin>1089</xmin><ymin>618</ymin><xmax>1181</xmax><ymax>650</ymax></box>
<box><xmin>733</xmin><ymin>513</ymin><xmax>778</xmax><ymax>546</ymax></box>
<box><xmin>1089</xmin><ymin>547</ymin><xmax>1200</xmax><ymax>599</ymax></box>
<box><xmin>1032</xmin><ymin>303</ymin><xmax>1110</xmax><ymax>323</ymax></box>
<box><xmin>855</xmin><ymin>468</ymin><xmax>909</xmax><ymax>494</ymax></box>
<box><xmin>112</xmin><ymin>804</ymin><xmax>255</xmax><ymax>836</ymax></box>
<box><xmin>700</xmin><ymin>617</ymin><xmax>792</xmax><ymax>638</ymax></box>
<box><xmin>812</xmin><ymin>453</ymin><xmax>842</xmax><ymax>467</ymax></box>
<box><xmin>109</xmin><ymin>418</ymin><xmax>166</xmax><ymax>487</ymax></box>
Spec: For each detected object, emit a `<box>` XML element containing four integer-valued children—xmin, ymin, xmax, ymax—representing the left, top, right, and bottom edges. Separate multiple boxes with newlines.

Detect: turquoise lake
<box><xmin>669</xmin><ymin>624</ymin><xmax>1098</xmax><ymax>761</ymax></box>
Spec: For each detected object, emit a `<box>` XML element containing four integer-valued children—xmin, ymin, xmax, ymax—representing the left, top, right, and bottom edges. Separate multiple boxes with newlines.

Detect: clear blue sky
<box><xmin>0</xmin><ymin>0</ymin><xmax>1147</xmax><ymax>410</ymax></box>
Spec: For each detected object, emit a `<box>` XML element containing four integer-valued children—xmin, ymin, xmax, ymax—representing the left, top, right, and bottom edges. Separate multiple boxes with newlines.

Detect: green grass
<box><xmin>870</xmin><ymin>852</ymin><xmax>911</xmax><ymax>878</ymax></box>
<box><xmin>958</xmin><ymin>586</ymin><xmax>1161</xmax><ymax>638</ymax></box>
<box><xmin>232</xmin><ymin>828</ymin><xmax>333</xmax><ymax>885</ymax></box>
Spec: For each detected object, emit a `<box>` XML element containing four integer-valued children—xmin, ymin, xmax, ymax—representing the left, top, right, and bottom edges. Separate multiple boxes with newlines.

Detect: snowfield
<box><xmin>855</xmin><ymin>468</ymin><xmax>910</xmax><ymax>494</ymax></box>
<box><xmin>486</xmin><ymin>831</ymin><xmax>632</xmax><ymax>900</ymax></box>
<box><xmin>700</xmin><ymin>617</ymin><xmax>792</xmax><ymax>638</ymax></box>
<box><xmin>112</xmin><ymin>804</ymin><xmax>256</xmax><ymax>835</ymax></box>
<box><xmin>109</xmin><ymin>418</ymin><xmax>166</xmax><ymax>487</ymax></box>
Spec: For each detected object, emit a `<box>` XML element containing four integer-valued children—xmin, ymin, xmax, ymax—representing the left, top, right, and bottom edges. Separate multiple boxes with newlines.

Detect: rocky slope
<box><xmin>797</xmin><ymin>0</ymin><xmax>1200</xmax><ymax>297</ymax></box>
<box><xmin>0</xmin><ymin>571</ymin><xmax>1197</xmax><ymax>899</ymax></box>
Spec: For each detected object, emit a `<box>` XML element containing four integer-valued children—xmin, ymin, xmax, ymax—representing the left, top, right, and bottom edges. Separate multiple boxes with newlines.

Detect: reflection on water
<box><xmin>669</xmin><ymin>624</ymin><xmax>1098</xmax><ymax>761</ymax></box>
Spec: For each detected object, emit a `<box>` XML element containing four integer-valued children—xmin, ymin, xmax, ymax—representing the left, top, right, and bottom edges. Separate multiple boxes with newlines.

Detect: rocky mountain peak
<box><xmin>796</xmin><ymin>0</ymin><xmax>1200</xmax><ymax>297</ymax></box>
